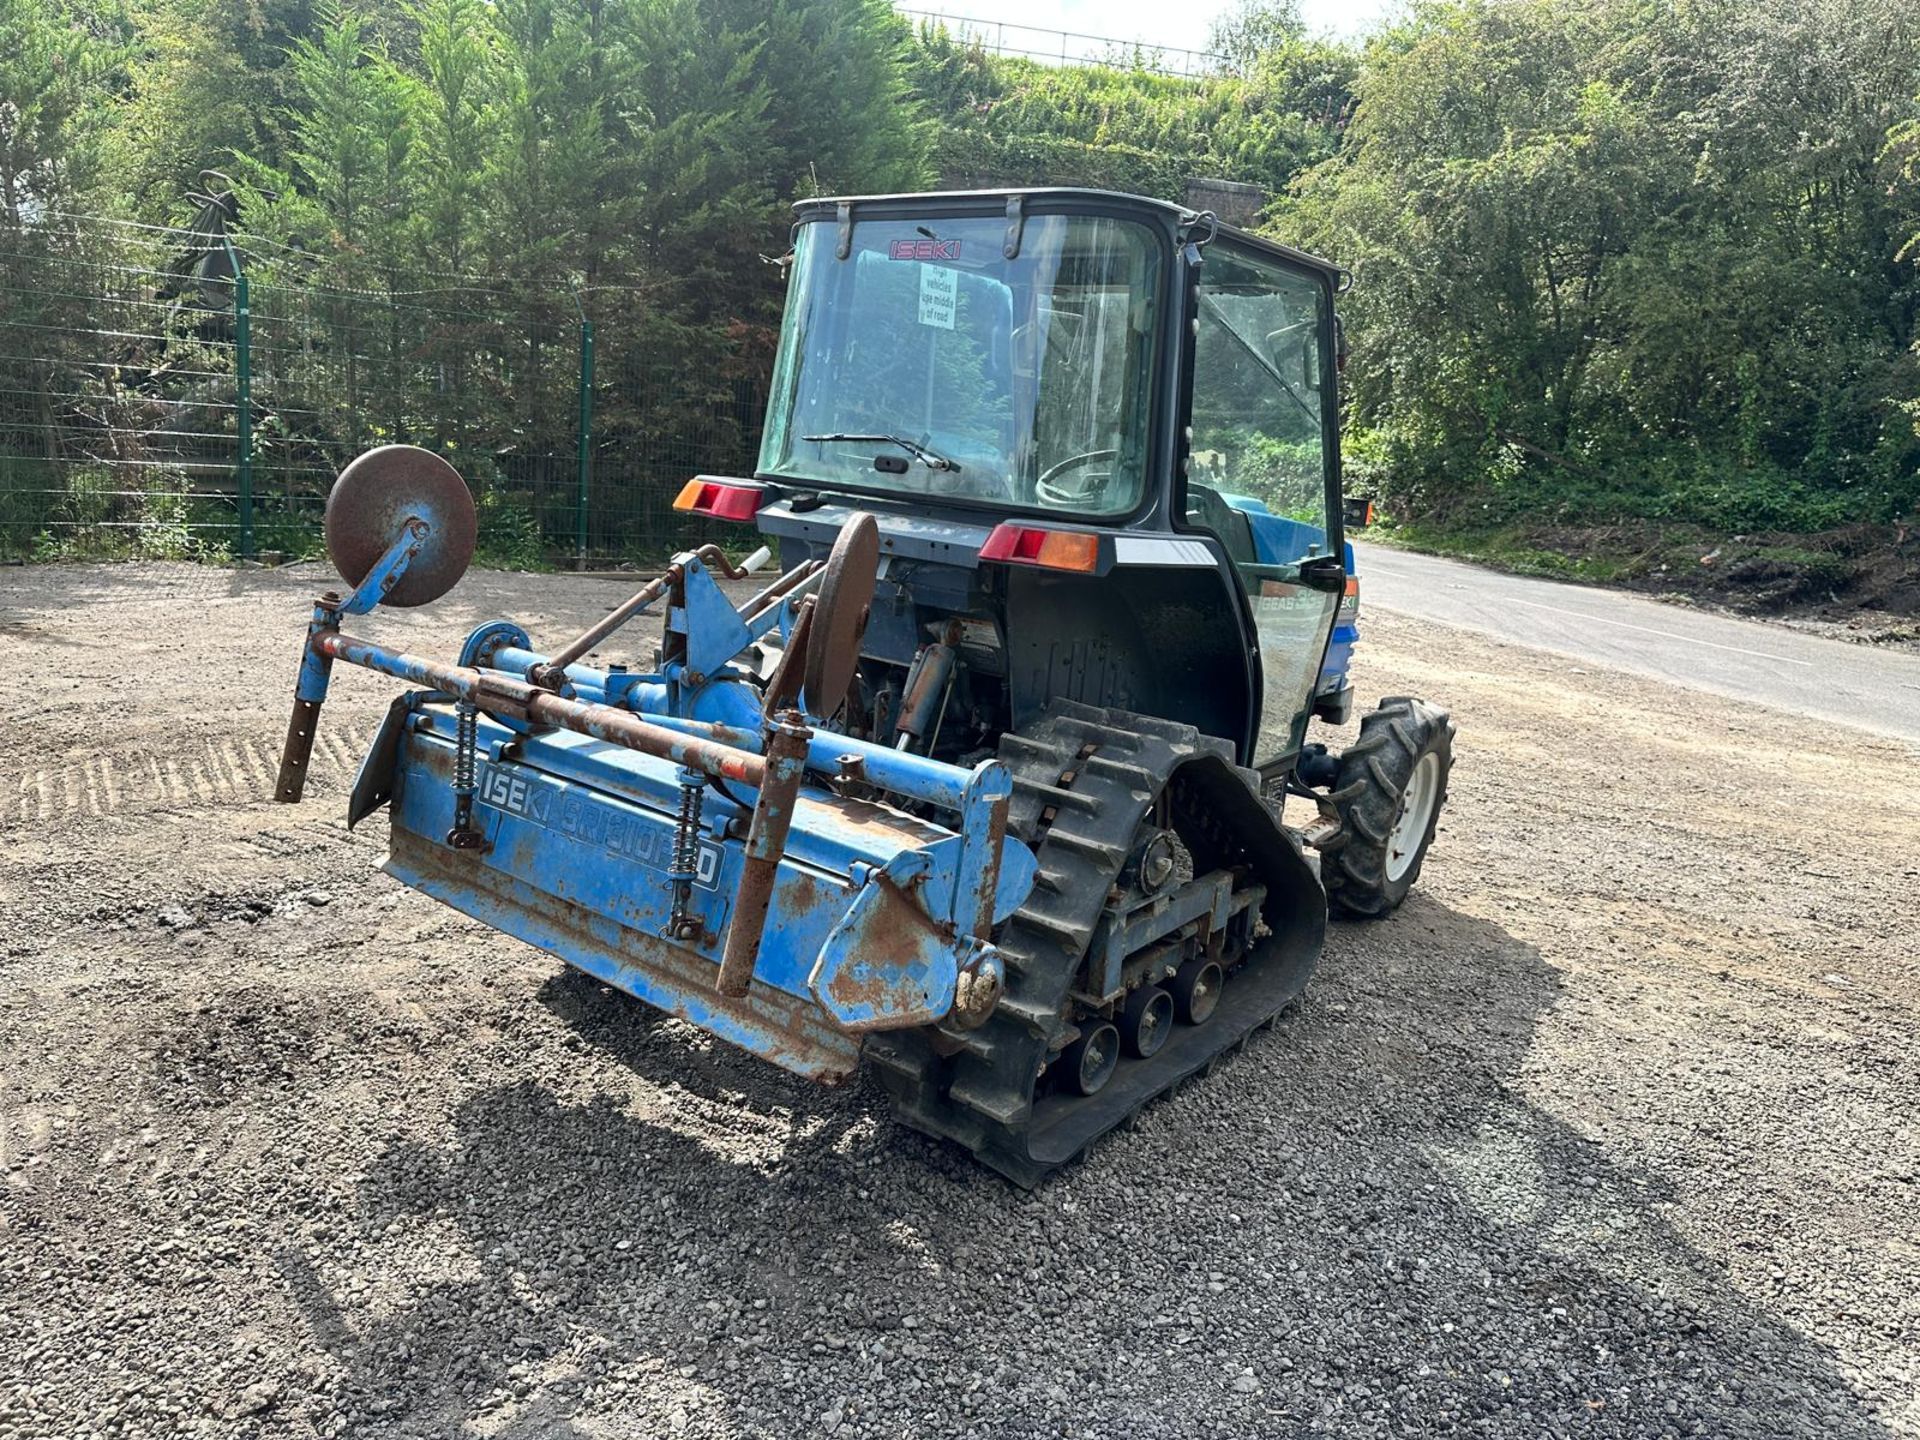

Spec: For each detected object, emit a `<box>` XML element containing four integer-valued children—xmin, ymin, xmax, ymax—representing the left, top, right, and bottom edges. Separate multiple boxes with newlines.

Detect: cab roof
<box><xmin>792</xmin><ymin>186</ymin><xmax>1345</xmax><ymax>286</ymax></box>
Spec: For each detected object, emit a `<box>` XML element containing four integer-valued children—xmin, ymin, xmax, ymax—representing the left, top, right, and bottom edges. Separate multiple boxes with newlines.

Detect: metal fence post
<box><xmin>574</xmin><ymin>306</ymin><xmax>594</xmax><ymax>570</ymax></box>
<box><xmin>226</xmin><ymin>236</ymin><xmax>253</xmax><ymax>562</ymax></box>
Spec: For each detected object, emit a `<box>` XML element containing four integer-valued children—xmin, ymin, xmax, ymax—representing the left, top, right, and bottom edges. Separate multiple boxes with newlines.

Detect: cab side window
<box><xmin>1186</xmin><ymin>243</ymin><xmax>1339</xmax><ymax>766</ymax></box>
<box><xmin>1187</xmin><ymin>248</ymin><xmax>1328</xmax><ymax>524</ymax></box>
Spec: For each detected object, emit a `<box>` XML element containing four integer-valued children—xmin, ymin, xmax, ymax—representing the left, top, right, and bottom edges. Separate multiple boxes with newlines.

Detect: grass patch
<box><xmin>1356</xmin><ymin>510</ymin><xmax>1904</xmax><ymax>617</ymax></box>
<box><xmin>1363</xmin><ymin>519</ymin><xmax>1645</xmax><ymax>584</ymax></box>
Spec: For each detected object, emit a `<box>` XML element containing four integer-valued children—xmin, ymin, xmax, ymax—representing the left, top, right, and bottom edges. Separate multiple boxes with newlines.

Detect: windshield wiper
<box><xmin>1198</xmin><ymin>295</ymin><xmax>1320</xmax><ymax>429</ymax></box>
<box><xmin>802</xmin><ymin>432</ymin><xmax>960</xmax><ymax>473</ymax></box>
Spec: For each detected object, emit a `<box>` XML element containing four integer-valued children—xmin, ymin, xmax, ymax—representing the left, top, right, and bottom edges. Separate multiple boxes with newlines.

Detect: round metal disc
<box><xmin>324</xmin><ymin>445</ymin><xmax>477</xmax><ymax>607</ymax></box>
<box><xmin>801</xmin><ymin>512</ymin><xmax>879</xmax><ymax>716</ymax></box>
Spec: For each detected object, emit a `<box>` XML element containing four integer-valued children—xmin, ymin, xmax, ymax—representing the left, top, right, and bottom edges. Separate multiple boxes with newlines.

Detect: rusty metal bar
<box><xmin>315</xmin><ymin>630</ymin><xmax>765</xmax><ymax>786</ymax></box>
<box><xmin>275</xmin><ymin>698</ymin><xmax>325</xmax><ymax>802</ymax></box>
<box><xmin>531</xmin><ymin>568</ymin><xmax>676</xmax><ymax>688</ymax></box>
<box><xmin>716</xmin><ymin>714</ymin><xmax>811</xmax><ymax>997</ymax></box>
<box><xmin>760</xmin><ymin>595</ymin><xmax>815</xmax><ymax>714</ymax></box>
<box><xmin>640</xmin><ymin>710</ymin><xmax>974</xmax><ymax>812</ymax></box>
<box><xmin>739</xmin><ymin>557</ymin><xmax>823</xmax><ymax>628</ymax></box>
<box><xmin>971</xmin><ymin>792</ymin><xmax>1011</xmax><ymax>939</ymax></box>
<box><xmin>276</xmin><ymin>600</ymin><xmax>342</xmax><ymax>804</ymax></box>
<box><xmin>534</xmin><ymin>544</ymin><xmax>761</xmax><ymax>689</ymax></box>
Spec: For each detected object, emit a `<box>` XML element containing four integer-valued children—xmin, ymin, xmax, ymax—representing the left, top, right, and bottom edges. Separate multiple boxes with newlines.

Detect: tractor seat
<box><xmin>1185</xmin><ymin>483</ymin><xmax>1258</xmax><ymax>567</ymax></box>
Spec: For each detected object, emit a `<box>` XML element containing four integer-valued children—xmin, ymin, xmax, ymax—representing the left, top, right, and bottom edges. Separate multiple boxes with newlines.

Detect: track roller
<box><xmin>1170</xmin><ymin>957</ymin><xmax>1223</xmax><ymax>1026</ymax></box>
<box><xmin>1122</xmin><ymin>984</ymin><xmax>1174</xmax><ymax>1059</ymax></box>
<box><xmin>1059</xmin><ymin>1021</ymin><xmax>1120</xmax><ymax>1096</ymax></box>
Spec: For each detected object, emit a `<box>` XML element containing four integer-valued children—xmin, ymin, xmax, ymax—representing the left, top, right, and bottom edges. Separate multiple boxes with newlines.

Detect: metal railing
<box><xmin>899</xmin><ymin>7</ymin><xmax>1226</xmax><ymax>78</ymax></box>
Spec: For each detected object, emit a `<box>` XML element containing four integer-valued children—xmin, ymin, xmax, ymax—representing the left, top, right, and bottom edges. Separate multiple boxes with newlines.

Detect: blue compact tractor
<box><xmin>277</xmin><ymin>189</ymin><xmax>1454</xmax><ymax>1184</ymax></box>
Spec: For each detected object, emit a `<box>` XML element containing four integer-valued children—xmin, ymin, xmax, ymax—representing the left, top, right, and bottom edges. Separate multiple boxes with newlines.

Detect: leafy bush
<box><xmin>910</xmin><ymin>28</ymin><xmax>1346</xmax><ymax>198</ymax></box>
<box><xmin>247</xmin><ymin>504</ymin><xmax>325</xmax><ymax>562</ymax></box>
<box><xmin>475</xmin><ymin>486</ymin><xmax>548</xmax><ymax>571</ymax></box>
<box><xmin>130</xmin><ymin>487</ymin><xmax>202</xmax><ymax>560</ymax></box>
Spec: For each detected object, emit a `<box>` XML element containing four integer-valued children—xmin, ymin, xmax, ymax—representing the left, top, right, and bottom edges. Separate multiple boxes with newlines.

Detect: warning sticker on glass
<box><xmin>917</xmin><ymin>264</ymin><xmax>957</xmax><ymax>330</ymax></box>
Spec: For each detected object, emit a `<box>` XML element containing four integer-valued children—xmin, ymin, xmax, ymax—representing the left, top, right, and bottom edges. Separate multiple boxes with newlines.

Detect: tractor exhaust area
<box><xmin>2</xmin><ymin>560</ymin><xmax>1916</xmax><ymax>1438</ymax></box>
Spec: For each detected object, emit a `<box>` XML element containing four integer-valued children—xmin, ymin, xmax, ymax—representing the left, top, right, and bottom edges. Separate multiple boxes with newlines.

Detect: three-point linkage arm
<box><xmin>525</xmin><ymin>542</ymin><xmax>772</xmax><ymax>691</ymax></box>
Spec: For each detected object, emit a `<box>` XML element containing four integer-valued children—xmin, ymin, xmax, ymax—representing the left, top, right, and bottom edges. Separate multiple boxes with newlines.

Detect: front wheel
<box><xmin>1323</xmin><ymin>697</ymin><xmax>1454</xmax><ymax>919</ymax></box>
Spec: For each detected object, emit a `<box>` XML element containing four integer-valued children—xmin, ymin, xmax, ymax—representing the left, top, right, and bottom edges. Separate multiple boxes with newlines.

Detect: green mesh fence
<box><xmin>0</xmin><ymin>217</ymin><xmax>761</xmax><ymax>568</ymax></box>
<box><xmin>0</xmin><ymin>222</ymin><xmax>240</xmax><ymax>560</ymax></box>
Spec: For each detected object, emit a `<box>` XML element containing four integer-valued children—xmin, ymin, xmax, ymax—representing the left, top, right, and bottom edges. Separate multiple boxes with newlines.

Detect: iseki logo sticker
<box><xmin>890</xmin><ymin>238</ymin><xmax>961</xmax><ymax>261</ymax></box>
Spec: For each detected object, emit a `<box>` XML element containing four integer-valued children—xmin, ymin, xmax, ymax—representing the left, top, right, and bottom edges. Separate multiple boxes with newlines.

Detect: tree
<box><xmin>483</xmin><ymin>0</ymin><xmax>621</xmax><ymax>443</ymax></box>
<box><xmin>1209</xmin><ymin>0</ymin><xmax>1304</xmax><ymax>78</ymax></box>
<box><xmin>409</xmin><ymin>0</ymin><xmax>494</xmax><ymax>277</ymax></box>
<box><xmin>743</xmin><ymin>0</ymin><xmax>927</xmax><ymax>198</ymax></box>
<box><xmin>485</xmin><ymin>0</ymin><xmax>615</xmax><ymax>279</ymax></box>
<box><xmin>597</xmin><ymin>0</ymin><xmax>775</xmax><ymax>453</ymax></box>
<box><xmin>1889</xmin><ymin>82</ymin><xmax>1920</xmax><ymax>449</ymax></box>
<box><xmin>226</xmin><ymin>3</ymin><xmax>422</xmax><ymax>449</ymax></box>
<box><xmin>0</xmin><ymin>0</ymin><xmax>127</xmax><ymax>229</ymax></box>
<box><xmin>107</xmin><ymin>0</ymin><xmax>315</xmax><ymax>214</ymax></box>
<box><xmin>273</xmin><ymin>3</ymin><xmax>388</xmax><ymax>254</ymax></box>
<box><xmin>1283</xmin><ymin>0</ymin><xmax>1920</xmax><ymax>533</ymax></box>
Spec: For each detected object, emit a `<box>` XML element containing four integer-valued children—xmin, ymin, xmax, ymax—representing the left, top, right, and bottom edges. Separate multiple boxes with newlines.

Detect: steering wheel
<box><xmin>1034</xmin><ymin>449</ymin><xmax>1119</xmax><ymax>507</ymax></box>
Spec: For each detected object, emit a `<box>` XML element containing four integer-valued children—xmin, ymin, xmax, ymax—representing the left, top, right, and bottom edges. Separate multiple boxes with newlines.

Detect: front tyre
<box><xmin>1323</xmin><ymin>697</ymin><xmax>1454</xmax><ymax>919</ymax></box>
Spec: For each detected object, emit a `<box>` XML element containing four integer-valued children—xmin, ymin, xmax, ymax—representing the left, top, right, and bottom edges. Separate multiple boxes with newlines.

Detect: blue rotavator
<box><xmin>278</xmin><ymin>188</ymin><xmax>1456</xmax><ymax>1185</ymax></box>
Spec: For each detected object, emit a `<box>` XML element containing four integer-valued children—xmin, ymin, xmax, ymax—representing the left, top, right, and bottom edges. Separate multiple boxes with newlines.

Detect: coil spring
<box><xmin>453</xmin><ymin>700</ymin><xmax>479</xmax><ymax>795</ymax></box>
<box><xmin>670</xmin><ymin>778</ymin><xmax>703</xmax><ymax>880</ymax></box>
<box><xmin>667</xmin><ymin>775</ymin><xmax>704</xmax><ymax>937</ymax></box>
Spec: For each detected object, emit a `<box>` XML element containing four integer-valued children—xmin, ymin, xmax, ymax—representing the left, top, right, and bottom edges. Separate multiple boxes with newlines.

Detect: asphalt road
<box><xmin>1354</xmin><ymin>541</ymin><xmax>1920</xmax><ymax>745</ymax></box>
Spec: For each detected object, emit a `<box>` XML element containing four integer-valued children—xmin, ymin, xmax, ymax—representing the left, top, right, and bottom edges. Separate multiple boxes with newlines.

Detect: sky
<box><xmin>896</xmin><ymin>0</ymin><xmax>1399</xmax><ymax>60</ymax></box>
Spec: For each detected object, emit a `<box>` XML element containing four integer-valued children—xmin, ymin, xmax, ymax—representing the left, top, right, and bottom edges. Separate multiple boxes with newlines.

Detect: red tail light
<box><xmin>673</xmin><ymin>478</ymin><xmax>762</xmax><ymax>521</ymax></box>
<box><xmin>979</xmin><ymin>524</ymin><xmax>1099</xmax><ymax>573</ymax></box>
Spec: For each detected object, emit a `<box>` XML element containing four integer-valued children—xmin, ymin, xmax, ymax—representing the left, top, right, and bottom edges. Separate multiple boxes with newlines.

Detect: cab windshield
<box><xmin>758</xmin><ymin>213</ymin><xmax>1160</xmax><ymax>517</ymax></box>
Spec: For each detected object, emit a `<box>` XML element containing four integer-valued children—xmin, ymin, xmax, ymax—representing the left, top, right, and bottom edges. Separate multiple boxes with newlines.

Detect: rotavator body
<box><xmin>276</xmin><ymin>189</ymin><xmax>1455</xmax><ymax>1184</ymax></box>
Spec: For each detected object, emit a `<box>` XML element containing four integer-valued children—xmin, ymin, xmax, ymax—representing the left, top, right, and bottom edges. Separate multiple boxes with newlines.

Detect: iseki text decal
<box><xmin>890</xmin><ymin>239</ymin><xmax>961</xmax><ymax>261</ymax></box>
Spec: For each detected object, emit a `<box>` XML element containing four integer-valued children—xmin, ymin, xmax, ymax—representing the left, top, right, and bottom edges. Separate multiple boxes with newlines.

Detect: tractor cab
<box><xmin>726</xmin><ymin>188</ymin><xmax>1356</xmax><ymax>783</ymax></box>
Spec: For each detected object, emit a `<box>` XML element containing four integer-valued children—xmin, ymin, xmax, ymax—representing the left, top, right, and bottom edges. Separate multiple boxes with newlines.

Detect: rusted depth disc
<box><xmin>324</xmin><ymin>445</ymin><xmax>477</xmax><ymax>608</ymax></box>
<box><xmin>801</xmin><ymin>512</ymin><xmax>879</xmax><ymax>718</ymax></box>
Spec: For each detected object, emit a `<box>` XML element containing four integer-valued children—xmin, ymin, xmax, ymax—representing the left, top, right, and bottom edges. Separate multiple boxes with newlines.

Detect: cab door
<box><xmin>1183</xmin><ymin>241</ymin><xmax>1343</xmax><ymax>767</ymax></box>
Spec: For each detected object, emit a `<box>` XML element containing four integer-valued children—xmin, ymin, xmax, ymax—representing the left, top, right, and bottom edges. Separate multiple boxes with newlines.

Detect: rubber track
<box><xmin>868</xmin><ymin>700</ymin><xmax>1326</xmax><ymax>1187</ymax></box>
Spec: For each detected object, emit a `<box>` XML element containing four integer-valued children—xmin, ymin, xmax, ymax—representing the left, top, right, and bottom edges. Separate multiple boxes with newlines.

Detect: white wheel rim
<box><xmin>1385</xmin><ymin>751</ymin><xmax>1441</xmax><ymax>883</ymax></box>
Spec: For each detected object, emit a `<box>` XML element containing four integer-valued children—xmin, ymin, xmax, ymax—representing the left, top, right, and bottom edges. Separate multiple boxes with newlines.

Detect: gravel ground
<box><xmin>2</xmin><ymin>560</ymin><xmax>1916</xmax><ymax>1440</ymax></box>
